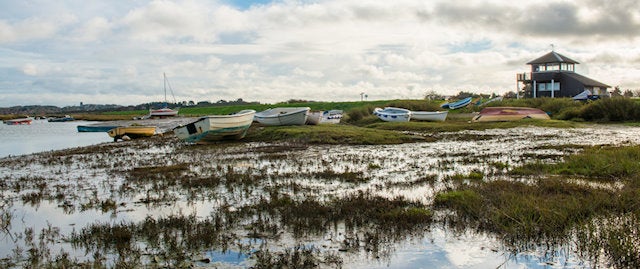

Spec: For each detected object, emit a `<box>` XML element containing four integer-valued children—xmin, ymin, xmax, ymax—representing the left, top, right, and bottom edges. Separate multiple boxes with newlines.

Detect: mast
<box><xmin>163</xmin><ymin>73</ymin><xmax>168</xmax><ymax>106</ymax></box>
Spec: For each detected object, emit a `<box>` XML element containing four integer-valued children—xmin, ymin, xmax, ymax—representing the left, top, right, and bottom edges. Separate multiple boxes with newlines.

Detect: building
<box><xmin>516</xmin><ymin>51</ymin><xmax>610</xmax><ymax>98</ymax></box>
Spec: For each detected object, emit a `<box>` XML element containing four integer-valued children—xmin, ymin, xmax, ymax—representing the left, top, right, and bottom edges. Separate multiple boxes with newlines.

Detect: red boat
<box><xmin>472</xmin><ymin>107</ymin><xmax>550</xmax><ymax>122</ymax></box>
<box><xmin>4</xmin><ymin>117</ymin><xmax>33</xmax><ymax>125</ymax></box>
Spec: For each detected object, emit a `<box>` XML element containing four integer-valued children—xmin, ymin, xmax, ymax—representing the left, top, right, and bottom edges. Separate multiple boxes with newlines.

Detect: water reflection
<box><xmin>1</xmin><ymin>125</ymin><xmax>639</xmax><ymax>267</ymax></box>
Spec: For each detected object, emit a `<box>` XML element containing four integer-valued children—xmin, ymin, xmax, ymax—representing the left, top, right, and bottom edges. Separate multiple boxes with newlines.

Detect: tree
<box><xmin>611</xmin><ymin>86</ymin><xmax>622</xmax><ymax>97</ymax></box>
<box><xmin>623</xmin><ymin>89</ymin><xmax>634</xmax><ymax>98</ymax></box>
<box><xmin>503</xmin><ymin>91</ymin><xmax>518</xmax><ymax>99</ymax></box>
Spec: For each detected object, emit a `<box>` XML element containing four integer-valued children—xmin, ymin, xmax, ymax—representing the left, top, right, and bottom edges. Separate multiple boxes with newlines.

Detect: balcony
<box><xmin>517</xmin><ymin>72</ymin><xmax>532</xmax><ymax>82</ymax></box>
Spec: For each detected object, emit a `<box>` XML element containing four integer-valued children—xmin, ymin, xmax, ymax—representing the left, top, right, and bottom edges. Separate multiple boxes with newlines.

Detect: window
<box><xmin>538</xmin><ymin>82</ymin><xmax>560</xmax><ymax>91</ymax></box>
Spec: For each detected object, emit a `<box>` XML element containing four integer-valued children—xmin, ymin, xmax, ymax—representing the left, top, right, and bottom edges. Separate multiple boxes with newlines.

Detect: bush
<box><xmin>579</xmin><ymin>98</ymin><xmax>640</xmax><ymax>122</ymax></box>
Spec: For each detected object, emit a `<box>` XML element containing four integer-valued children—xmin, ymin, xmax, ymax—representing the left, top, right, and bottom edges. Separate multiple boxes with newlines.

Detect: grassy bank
<box><xmin>434</xmin><ymin>145</ymin><xmax>640</xmax><ymax>267</ymax></box>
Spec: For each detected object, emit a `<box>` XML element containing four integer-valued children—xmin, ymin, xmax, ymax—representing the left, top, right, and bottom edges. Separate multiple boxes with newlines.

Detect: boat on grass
<box><xmin>373</xmin><ymin>107</ymin><xmax>411</xmax><ymax>122</ymax></box>
<box><xmin>107</xmin><ymin>126</ymin><xmax>156</xmax><ymax>141</ymax></box>
<box><xmin>441</xmin><ymin>97</ymin><xmax>472</xmax><ymax>110</ymax></box>
<box><xmin>77</xmin><ymin>125</ymin><xmax>121</xmax><ymax>132</ymax></box>
<box><xmin>411</xmin><ymin>110</ymin><xmax>448</xmax><ymax>122</ymax></box>
<box><xmin>254</xmin><ymin>107</ymin><xmax>310</xmax><ymax>126</ymax></box>
<box><xmin>174</xmin><ymin>109</ymin><xmax>256</xmax><ymax>143</ymax></box>
<box><xmin>306</xmin><ymin>110</ymin><xmax>343</xmax><ymax>125</ymax></box>
<box><xmin>472</xmin><ymin>107</ymin><xmax>550</xmax><ymax>122</ymax></box>
<box><xmin>4</xmin><ymin>117</ymin><xmax>33</xmax><ymax>125</ymax></box>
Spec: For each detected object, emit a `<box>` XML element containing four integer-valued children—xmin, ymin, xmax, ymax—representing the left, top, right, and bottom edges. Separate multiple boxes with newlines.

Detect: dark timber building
<box><xmin>516</xmin><ymin>51</ymin><xmax>610</xmax><ymax>98</ymax></box>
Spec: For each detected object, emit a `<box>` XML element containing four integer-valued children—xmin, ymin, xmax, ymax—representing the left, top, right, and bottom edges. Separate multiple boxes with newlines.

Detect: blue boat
<box><xmin>77</xmin><ymin>125</ymin><xmax>119</xmax><ymax>132</ymax></box>
<box><xmin>441</xmin><ymin>97</ymin><xmax>472</xmax><ymax>110</ymax></box>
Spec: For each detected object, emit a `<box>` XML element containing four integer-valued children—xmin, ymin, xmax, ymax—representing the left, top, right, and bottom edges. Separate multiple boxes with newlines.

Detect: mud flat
<box><xmin>1</xmin><ymin>125</ymin><xmax>640</xmax><ymax>268</ymax></box>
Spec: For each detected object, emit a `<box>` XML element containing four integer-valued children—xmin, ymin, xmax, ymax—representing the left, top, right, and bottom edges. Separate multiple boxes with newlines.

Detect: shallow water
<box><xmin>0</xmin><ymin>119</ymin><xmax>111</xmax><ymax>158</ymax></box>
<box><xmin>1</xmin><ymin>124</ymin><xmax>639</xmax><ymax>268</ymax></box>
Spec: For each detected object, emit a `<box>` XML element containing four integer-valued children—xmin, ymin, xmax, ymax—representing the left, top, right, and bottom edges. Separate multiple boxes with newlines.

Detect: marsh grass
<box><xmin>436</xmin><ymin>144</ymin><xmax>640</xmax><ymax>267</ymax></box>
<box><xmin>246</xmin><ymin>124</ymin><xmax>423</xmax><ymax>144</ymax></box>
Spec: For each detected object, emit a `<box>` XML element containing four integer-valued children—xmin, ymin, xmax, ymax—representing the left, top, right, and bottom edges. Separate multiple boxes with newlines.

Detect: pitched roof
<box><xmin>527</xmin><ymin>51</ymin><xmax>580</xmax><ymax>65</ymax></box>
<box><xmin>562</xmin><ymin>72</ymin><xmax>610</xmax><ymax>88</ymax></box>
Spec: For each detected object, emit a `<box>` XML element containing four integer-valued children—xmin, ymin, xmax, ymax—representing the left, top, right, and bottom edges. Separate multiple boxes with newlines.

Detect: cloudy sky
<box><xmin>1</xmin><ymin>0</ymin><xmax>639</xmax><ymax>107</ymax></box>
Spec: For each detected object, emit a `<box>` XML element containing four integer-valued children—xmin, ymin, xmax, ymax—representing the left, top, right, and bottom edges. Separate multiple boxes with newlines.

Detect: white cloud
<box><xmin>1</xmin><ymin>0</ymin><xmax>640</xmax><ymax>107</ymax></box>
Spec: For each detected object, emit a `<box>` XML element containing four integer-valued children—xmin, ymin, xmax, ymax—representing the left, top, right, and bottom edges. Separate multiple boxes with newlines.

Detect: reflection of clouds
<box><xmin>3</xmin><ymin>125</ymin><xmax>640</xmax><ymax>266</ymax></box>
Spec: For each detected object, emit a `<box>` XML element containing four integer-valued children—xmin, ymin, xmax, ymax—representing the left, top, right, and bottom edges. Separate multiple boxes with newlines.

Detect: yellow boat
<box><xmin>107</xmin><ymin>126</ymin><xmax>156</xmax><ymax>141</ymax></box>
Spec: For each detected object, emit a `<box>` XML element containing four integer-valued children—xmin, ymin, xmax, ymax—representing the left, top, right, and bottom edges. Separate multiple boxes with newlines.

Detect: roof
<box><xmin>562</xmin><ymin>72</ymin><xmax>610</xmax><ymax>88</ymax></box>
<box><xmin>527</xmin><ymin>51</ymin><xmax>580</xmax><ymax>65</ymax></box>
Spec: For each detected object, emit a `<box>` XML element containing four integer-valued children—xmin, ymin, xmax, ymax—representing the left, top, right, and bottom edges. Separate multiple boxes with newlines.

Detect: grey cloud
<box><xmin>427</xmin><ymin>1</ymin><xmax>640</xmax><ymax>38</ymax></box>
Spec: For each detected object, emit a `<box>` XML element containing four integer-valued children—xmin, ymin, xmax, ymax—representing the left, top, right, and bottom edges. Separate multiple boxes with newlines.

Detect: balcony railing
<box><xmin>517</xmin><ymin>72</ymin><xmax>532</xmax><ymax>82</ymax></box>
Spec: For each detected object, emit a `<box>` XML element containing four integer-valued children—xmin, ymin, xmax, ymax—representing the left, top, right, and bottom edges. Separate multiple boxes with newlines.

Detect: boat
<box><xmin>306</xmin><ymin>110</ymin><xmax>343</xmax><ymax>125</ymax></box>
<box><xmin>173</xmin><ymin>109</ymin><xmax>256</xmax><ymax>143</ymax></box>
<box><xmin>372</xmin><ymin>107</ymin><xmax>411</xmax><ymax>122</ymax></box>
<box><xmin>107</xmin><ymin>126</ymin><xmax>156</xmax><ymax>141</ymax></box>
<box><xmin>254</xmin><ymin>107</ymin><xmax>310</xmax><ymax>126</ymax></box>
<box><xmin>48</xmin><ymin>115</ymin><xmax>74</xmax><ymax>122</ymax></box>
<box><xmin>441</xmin><ymin>97</ymin><xmax>473</xmax><ymax>110</ymax></box>
<box><xmin>4</xmin><ymin>117</ymin><xmax>33</xmax><ymax>125</ymax></box>
<box><xmin>472</xmin><ymin>107</ymin><xmax>550</xmax><ymax>122</ymax></box>
<box><xmin>149</xmin><ymin>73</ymin><xmax>179</xmax><ymax>117</ymax></box>
<box><xmin>478</xmin><ymin>96</ymin><xmax>503</xmax><ymax>106</ymax></box>
<box><xmin>410</xmin><ymin>110</ymin><xmax>448</xmax><ymax>122</ymax></box>
<box><xmin>77</xmin><ymin>125</ymin><xmax>120</xmax><ymax>132</ymax></box>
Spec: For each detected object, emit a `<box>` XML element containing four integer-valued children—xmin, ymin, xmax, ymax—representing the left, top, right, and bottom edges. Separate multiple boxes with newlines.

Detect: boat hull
<box><xmin>174</xmin><ymin>110</ymin><xmax>256</xmax><ymax>142</ymax></box>
<box><xmin>442</xmin><ymin>97</ymin><xmax>472</xmax><ymax>110</ymax></box>
<box><xmin>472</xmin><ymin>107</ymin><xmax>550</xmax><ymax>122</ymax></box>
<box><xmin>306</xmin><ymin>110</ymin><xmax>343</xmax><ymax>125</ymax></box>
<box><xmin>411</xmin><ymin>111</ymin><xmax>448</xmax><ymax>121</ymax></box>
<box><xmin>107</xmin><ymin>126</ymin><xmax>156</xmax><ymax>140</ymax></box>
<box><xmin>77</xmin><ymin>125</ymin><xmax>119</xmax><ymax>132</ymax></box>
<box><xmin>149</xmin><ymin>108</ymin><xmax>179</xmax><ymax>117</ymax></box>
<box><xmin>254</xmin><ymin>107</ymin><xmax>310</xmax><ymax>126</ymax></box>
<box><xmin>4</xmin><ymin>118</ymin><xmax>33</xmax><ymax>125</ymax></box>
<box><xmin>373</xmin><ymin>107</ymin><xmax>411</xmax><ymax>122</ymax></box>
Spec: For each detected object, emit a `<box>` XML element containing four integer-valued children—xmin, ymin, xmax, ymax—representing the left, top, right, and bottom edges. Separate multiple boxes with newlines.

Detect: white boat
<box><xmin>149</xmin><ymin>73</ymin><xmax>179</xmax><ymax>117</ymax></box>
<box><xmin>254</xmin><ymin>107</ymin><xmax>310</xmax><ymax>126</ymax></box>
<box><xmin>372</xmin><ymin>107</ymin><xmax>411</xmax><ymax>122</ymax></box>
<box><xmin>306</xmin><ymin>110</ymin><xmax>343</xmax><ymax>125</ymax></box>
<box><xmin>411</xmin><ymin>110</ymin><xmax>448</xmax><ymax>121</ymax></box>
<box><xmin>173</xmin><ymin>110</ymin><xmax>256</xmax><ymax>143</ymax></box>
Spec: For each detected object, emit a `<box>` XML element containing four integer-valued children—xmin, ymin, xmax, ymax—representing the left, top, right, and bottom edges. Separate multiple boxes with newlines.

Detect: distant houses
<box><xmin>516</xmin><ymin>51</ymin><xmax>610</xmax><ymax>98</ymax></box>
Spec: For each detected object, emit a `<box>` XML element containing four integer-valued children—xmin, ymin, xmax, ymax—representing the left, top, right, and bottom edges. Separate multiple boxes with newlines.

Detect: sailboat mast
<box><xmin>163</xmin><ymin>73</ymin><xmax>168</xmax><ymax>105</ymax></box>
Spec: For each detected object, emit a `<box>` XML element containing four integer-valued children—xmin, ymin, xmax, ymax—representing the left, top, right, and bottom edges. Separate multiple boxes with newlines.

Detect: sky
<box><xmin>1</xmin><ymin>0</ymin><xmax>640</xmax><ymax>107</ymax></box>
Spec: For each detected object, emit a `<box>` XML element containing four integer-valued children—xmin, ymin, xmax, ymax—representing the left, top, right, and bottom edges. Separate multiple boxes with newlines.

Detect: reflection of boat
<box><xmin>441</xmin><ymin>97</ymin><xmax>472</xmax><ymax>109</ymax></box>
<box><xmin>77</xmin><ymin>125</ymin><xmax>120</xmax><ymax>132</ymax></box>
<box><xmin>149</xmin><ymin>73</ymin><xmax>179</xmax><ymax>117</ymax></box>
<box><xmin>306</xmin><ymin>110</ymin><xmax>343</xmax><ymax>125</ymax></box>
<box><xmin>107</xmin><ymin>126</ymin><xmax>156</xmax><ymax>141</ymax></box>
<box><xmin>174</xmin><ymin>110</ymin><xmax>256</xmax><ymax>143</ymax></box>
<box><xmin>472</xmin><ymin>107</ymin><xmax>550</xmax><ymax>122</ymax></box>
<box><xmin>411</xmin><ymin>110</ymin><xmax>448</xmax><ymax>122</ymax></box>
<box><xmin>4</xmin><ymin>117</ymin><xmax>33</xmax><ymax>125</ymax></box>
<box><xmin>254</xmin><ymin>107</ymin><xmax>310</xmax><ymax>126</ymax></box>
<box><xmin>48</xmin><ymin>115</ymin><xmax>74</xmax><ymax>122</ymax></box>
<box><xmin>373</xmin><ymin>107</ymin><xmax>411</xmax><ymax>122</ymax></box>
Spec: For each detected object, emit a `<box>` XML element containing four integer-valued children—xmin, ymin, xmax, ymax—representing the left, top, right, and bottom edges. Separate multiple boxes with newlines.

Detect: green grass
<box><xmin>245</xmin><ymin>124</ymin><xmax>424</xmax><ymax>145</ymax></box>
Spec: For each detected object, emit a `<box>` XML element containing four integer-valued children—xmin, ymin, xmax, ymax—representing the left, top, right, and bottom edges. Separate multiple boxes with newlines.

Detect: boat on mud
<box><xmin>373</xmin><ymin>107</ymin><xmax>411</xmax><ymax>122</ymax></box>
<box><xmin>441</xmin><ymin>97</ymin><xmax>472</xmax><ymax>110</ymax></box>
<box><xmin>173</xmin><ymin>109</ymin><xmax>256</xmax><ymax>143</ymax></box>
<box><xmin>306</xmin><ymin>110</ymin><xmax>343</xmax><ymax>125</ymax></box>
<box><xmin>472</xmin><ymin>107</ymin><xmax>550</xmax><ymax>122</ymax></box>
<box><xmin>77</xmin><ymin>125</ymin><xmax>121</xmax><ymax>132</ymax></box>
<box><xmin>4</xmin><ymin>117</ymin><xmax>33</xmax><ymax>125</ymax></box>
<box><xmin>107</xmin><ymin>126</ymin><xmax>157</xmax><ymax>141</ymax></box>
<box><xmin>254</xmin><ymin>107</ymin><xmax>310</xmax><ymax>126</ymax></box>
<box><xmin>410</xmin><ymin>110</ymin><xmax>448</xmax><ymax>122</ymax></box>
<box><xmin>48</xmin><ymin>115</ymin><xmax>74</xmax><ymax>122</ymax></box>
